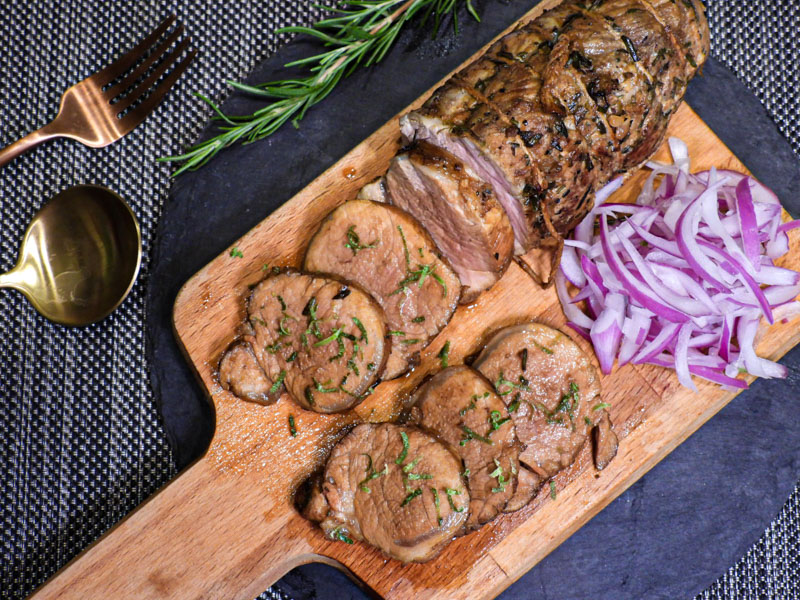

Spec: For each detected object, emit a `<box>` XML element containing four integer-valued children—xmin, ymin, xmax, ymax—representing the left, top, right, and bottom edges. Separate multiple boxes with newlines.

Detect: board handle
<box><xmin>29</xmin><ymin>457</ymin><xmax>326</xmax><ymax>599</ymax></box>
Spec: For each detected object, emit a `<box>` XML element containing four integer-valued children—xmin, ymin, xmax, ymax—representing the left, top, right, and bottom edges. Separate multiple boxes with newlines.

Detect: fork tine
<box><xmin>119</xmin><ymin>48</ymin><xmax>197</xmax><ymax>132</ymax></box>
<box><xmin>93</xmin><ymin>14</ymin><xmax>176</xmax><ymax>86</ymax></box>
<box><xmin>114</xmin><ymin>37</ymin><xmax>191</xmax><ymax>116</ymax></box>
<box><xmin>105</xmin><ymin>24</ymin><xmax>184</xmax><ymax>101</ymax></box>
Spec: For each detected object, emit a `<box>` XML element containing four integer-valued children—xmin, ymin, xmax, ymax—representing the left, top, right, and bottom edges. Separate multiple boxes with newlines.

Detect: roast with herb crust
<box><xmin>302</xmin><ymin>423</ymin><xmax>470</xmax><ymax>562</ymax></box>
<box><xmin>400</xmin><ymin>0</ymin><xmax>709</xmax><ymax>251</ymax></box>
<box><xmin>219</xmin><ymin>270</ymin><xmax>388</xmax><ymax>413</ymax></box>
<box><xmin>407</xmin><ymin>366</ymin><xmax>522</xmax><ymax>529</ymax></box>
<box><xmin>474</xmin><ymin>323</ymin><xmax>618</xmax><ymax>479</ymax></box>
<box><xmin>304</xmin><ymin>200</ymin><xmax>461</xmax><ymax>379</ymax></box>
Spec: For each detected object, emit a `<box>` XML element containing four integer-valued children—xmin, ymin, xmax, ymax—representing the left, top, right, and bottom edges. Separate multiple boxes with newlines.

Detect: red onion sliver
<box><xmin>556</xmin><ymin>136</ymin><xmax>798</xmax><ymax>390</ymax></box>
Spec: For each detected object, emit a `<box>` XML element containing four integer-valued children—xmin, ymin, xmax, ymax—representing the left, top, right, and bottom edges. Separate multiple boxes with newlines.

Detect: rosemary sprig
<box><xmin>160</xmin><ymin>0</ymin><xmax>480</xmax><ymax>176</ymax></box>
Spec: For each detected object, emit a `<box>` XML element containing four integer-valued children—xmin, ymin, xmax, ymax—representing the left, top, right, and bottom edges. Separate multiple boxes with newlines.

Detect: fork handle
<box><xmin>0</xmin><ymin>123</ymin><xmax>61</xmax><ymax>168</ymax></box>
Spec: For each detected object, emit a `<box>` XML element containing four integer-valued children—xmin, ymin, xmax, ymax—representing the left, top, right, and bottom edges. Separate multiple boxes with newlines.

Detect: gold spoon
<box><xmin>0</xmin><ymin>184</ymin><xmax>141</xmax><ymax>326</ymax></box>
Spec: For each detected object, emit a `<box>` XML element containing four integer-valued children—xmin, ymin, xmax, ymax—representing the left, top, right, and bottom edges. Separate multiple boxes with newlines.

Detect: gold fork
<box><xmin>0</xmin><ymin>15</ymin><xmax>195</xmax><ymax>167</ymax></box>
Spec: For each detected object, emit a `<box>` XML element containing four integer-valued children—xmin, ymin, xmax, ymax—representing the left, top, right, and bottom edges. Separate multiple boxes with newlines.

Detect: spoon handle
<box><xmin>0</xmin><ymin>123</ymin><xmax>61</xmax><ymax>168</ymax></box>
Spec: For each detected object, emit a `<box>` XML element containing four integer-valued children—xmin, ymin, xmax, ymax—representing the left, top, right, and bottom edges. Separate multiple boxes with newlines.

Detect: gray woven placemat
<box><xmin>0</xmin><ymin>1</ymin><xmax>796</xmax><ymax>599</ymax></box>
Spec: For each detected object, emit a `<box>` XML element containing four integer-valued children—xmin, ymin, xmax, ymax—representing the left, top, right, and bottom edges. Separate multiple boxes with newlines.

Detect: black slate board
<box><xmin>146</xmin><ymin>2</ymin><xmax>800</xmax><ymax>598</ymax></box>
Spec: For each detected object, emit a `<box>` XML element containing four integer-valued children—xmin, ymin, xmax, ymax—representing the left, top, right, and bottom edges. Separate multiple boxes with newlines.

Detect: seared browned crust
<box><xmin>404</xmin><ymin>0</ymin><xmax>709</xmax><ymax>249</ymax></box>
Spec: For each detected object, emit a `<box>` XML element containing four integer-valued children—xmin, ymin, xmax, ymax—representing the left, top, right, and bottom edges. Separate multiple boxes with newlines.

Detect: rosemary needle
<box><xmin>160</xmin><ymin>0</ymin><xmax>480</xmax><ymax>176</ymax></box>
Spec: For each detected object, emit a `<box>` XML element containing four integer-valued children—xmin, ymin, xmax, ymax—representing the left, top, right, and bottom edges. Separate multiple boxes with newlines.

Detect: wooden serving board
<box><xmin>33</xmin><ymin>1</ymin><xmax>800</xmax><ymax>599</ymax></box>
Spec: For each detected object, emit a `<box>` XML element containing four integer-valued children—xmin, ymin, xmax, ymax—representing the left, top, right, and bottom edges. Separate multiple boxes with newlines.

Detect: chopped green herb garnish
<box><xmin>549</xmin><ymin>480</ymin><xmax>557</xmax><ymax>500</ymax></box>
<box><xmin>459</xmin><ymin>425</ymin><xmax>494</xmax><ymax>446</ymax></box>
<box><xmin>494</xmin><ymin>372</ymin><xmax>528</xmax><ymax>396</ymax></box>
<box><xmin>344</xmin><ymin>225</ymin><xmax>379</xmax><ymax>256</ymax></box>
<box><xmin>438</xmin><ymin>341</ymin><xmax>451</xmax><ymax>368</ymax></box>
<box><xmin>287</xmin><ymin>351</ymin><xmax>297</xmax><ymax>362</ymax></box>
<box><xmin>400</xmin><ymin>338</ymin><xmax>421</xmax><ymax>345</ymax></box>
<box><xmin>288</xmin><ymin>414</ymin><xmax>297</xmax><ymax>437</ymax></box>
<box><xmin>251</xmin><ymin>316</ymin><xmax>267</xmax><ymax>327</ymax></box>
<box><xmin>391</xmin><ymin>225</ymin><xmax>448</xmax><ymax>298</ymax></box>
<box><xmin>593</xmin><ymin>402</ymin><xmax>611</xmax><ymax>412</ymax></box>
<box><xmin>584</xmin><ymin>416</ymin><xmax>593</xmax><ymax>427</ymax></box>
<box><xmin>412</xmin><ymin>316</ymin><xmax>426</xmax><ymax>323</ymax></box>
<box><xmin>269</xmin><ymin>370</ymin><xmax>286</xmax><ymax>394</ymax></box>
<box><xmin>520</xmin><ymin>348</ymin><xmax>528</xmax><ymax>371</ymax></box>
<box><xmin>388</xmin><ymin>330</ymin><xmax>405</xmax><ymax>336</ymax></box>
<box><xmin>304</xmin><ymin>386</ymin><xmax>315</xmax><ymax>406</ymax></box>
<box><xmin>261</xmin><ymin>263</ymin><xmax>270</xmax><ymax>271</ymax></box>
<box><xmin>230</xmin><ymin>247</ymin><xmax>243</xmax><ymax>258</ymax></box>
<box><xmin>276</xmin><ymin>295</ymin><xmax>287</xmax><ymax>311</ymax></box>
<box><xmin>358</xmin><ymin>454</ymin><xmax>389</xmax><ymax>493</ymax></box>
<box><xmin>508</xmin><ymin>393</ymin><xmax>521</xmax><ymax>413</ymax></box>
<box><xmin>347</xmin><ymin>359</ymin><xmax>360</xmax><ymax>376</ymax></box>
<box><xmin>459</xmin><ymin>399</ymin><xmax>476</xmax><ymax>416</ymax></box>
<box><xmin>445</xmin><ymin>488</ymin><xmax>465</xmax><ymax>512</ymax></box>
<box><xmin>401</xmin><ymin>488</ymin><xmax>423</xmax><ymax>506</ymax></box>
<box><xmin>490</xmin><ymin>458</ymin><xmax>508</xmax><ymax>493</ymax></box>
<box><xmin>395</xmin><ymin>431</ymin><xmax>410</xmax><ymax>464</ymax></box>
<box><xmin>367</xmin><ymin>362</ymin><xmax>376</xmax><ymax>371</ymax></box>
<box><xmin>331</xmin><ymin>526</ymin><xmax>353</xmax><ymax>544</ymax></box>
<box><xmin>403</xmin><ymin>457</ymin><xmax>421</xmax><ymax>473</ymax></box>
<box><xmin>329</xmin><ymin>336</ymin><xmax>346</xmax><ymax>362</ymax></box>
<box><xmin>397</xmin><ymin>225</ymin><xmax>411</xmax><ymax>269</ymax></box>
<box><xmin>351</xmin><ymin>317</ymin><xmax>368</xmax><ymax>343</ymax></box>
<box><xmin>314</xmin><ymin>378</ymin><xmax>339</xmax><ymax>393</ymax></box>
<box><xmin>489</xmin><ymin>410</ymin><xmax>511</xmax><ymax>431</ymax></box>
<box><xmin>432</xmin><ymin>487</ymin><xmax>442</xmax><ymax>525</ymax></box>
<box><xmin>314</xmin><ymin>327</ymin><xmax>343</xmax><ymax>347</ymax></box>
<box><xmin>462</xmin><ymin>467</ymin><xmax>471</xmax><ymax>478</ymax></box>
<box><xmin>535</xmin><ymin>342</ymin><xmax>554</xmax><ymax>355</ymax></box>
<box><xmin>407</xmin><ymin>472</ymin><xmax>433</xmax><ymax>480</ymax></box>
<box><xmin>278</xmin><ymin>314</ymin><xmax>293</xmax><ymax>337</ymax></box>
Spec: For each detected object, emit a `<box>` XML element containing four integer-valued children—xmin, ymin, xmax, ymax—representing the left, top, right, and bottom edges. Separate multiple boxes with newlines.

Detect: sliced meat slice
<box><xmin>218</xmin><ymin>340</ymin><xmax>273</xmax><ymax>404</ymax></box>
<box><xmin>386</xmin><ymin>143</ymin><xmax>514</xmax><ymax>304</ymax></box>
<box><xmin>243</xmin><ymin>270</ymin><xmax>388</xmax><ymax>413</ymax></box>
<box><xmin>593</xmin><ymin>410</ymin><xmax>619</xmax><ymax>470</ymax></box>
<box><xmin>407</xmin><ymin>366</ymin><xmax>520</xmax><ymax>528</ymax></box>
<box><xmin>503</xmin><ymin>465</ymin><xmax>542</xmax><ymax>513</ymax></box>
<box><xmin>473</xmin><ymin>323</ymin><xmax>615</xmax><ymax>478</ymax></box>
<box><xmin>306</xmin><ymin>423</ymin><xmax>470</xmax><ymax>563</ymax></box>
<box><xmin>357</xmin><ymin>177</ymin><xmax>388</xmax><ymax>203</ymax></box>
<box><xmin>304</xmin><ymin>200</ymin><xmax>461</xmax><ymax>380</ymax></box>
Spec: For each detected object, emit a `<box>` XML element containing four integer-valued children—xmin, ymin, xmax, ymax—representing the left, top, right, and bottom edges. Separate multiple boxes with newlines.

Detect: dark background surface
<box><xmin>1</xmin><ymin>1</ymin><xmax>798</xmax><ymax>599</ymax></box>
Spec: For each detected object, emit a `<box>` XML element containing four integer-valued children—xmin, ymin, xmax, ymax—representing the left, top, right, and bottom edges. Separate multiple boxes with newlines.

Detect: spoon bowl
<box><xmin>0</xmin><ymin>184</ymin><xmax>141</xmax><ymax>326</ymax></box>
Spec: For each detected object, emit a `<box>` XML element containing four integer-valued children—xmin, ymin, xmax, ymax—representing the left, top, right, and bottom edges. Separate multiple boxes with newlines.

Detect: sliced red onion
<box><xmin>736</xmin><ymin>178</ymin><xmax>763</xmax><ymax>270</ymax></box>
<box><xmin>590</xmin><ymin>293</ymin><xmax>626</xmax><ymax>375</ymax></box>
<box><xmin>557</xmin><ymin>136</ymin><xmax>798</xmax><ymax>389</ymax></box>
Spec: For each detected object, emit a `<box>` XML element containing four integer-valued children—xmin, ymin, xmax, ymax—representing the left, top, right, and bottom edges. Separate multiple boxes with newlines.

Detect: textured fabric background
<box><xmin>0</xmin><ymin>1</ymin><xmax>797</xmax><ymax>599</ymax></box>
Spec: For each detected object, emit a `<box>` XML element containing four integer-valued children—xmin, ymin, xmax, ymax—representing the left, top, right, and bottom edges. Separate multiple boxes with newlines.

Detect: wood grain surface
<box><xmin>32</xmin><ymin>0</ymin><xmax>800</xmax><ymax>598</ymax></box>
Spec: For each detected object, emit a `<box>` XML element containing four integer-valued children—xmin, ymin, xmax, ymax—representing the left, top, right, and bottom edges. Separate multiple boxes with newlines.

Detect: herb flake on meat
<box><xmin>401</xmin><ymin>488</ymin><xmax>423</xmax><ymax>506</ymax></box>
<box><xmin>344</xmin><ymin>225</ymin><xmax>379</xmax><ymax>256</ymax></box>
<box><xmin>269</xmin><ymin>370</ymin><xmax>286</xmax><ymax>394</ymax></box>
<box><xmin>445</xmin><ymin>488</ymin><xmax>465</xmax><ymax>512</ymax></box>
<box><xmin>438</xmin><ymin>341</ymin><xmax>450</xmax><ymax>368</ymax></box>
<box><xmin>395</xmin><ymin>431</ymin><xmax>410</xmax><ymax>464</ymax></box>
<box><xmin>358</xmin><ymin>453</ymin><xmax>389</xmax><ymax>493</ymax></box>
<box><xmin>459</xmin><ymin>425</ymin><xmax>494</xmax><ymax>446</ymax></box>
